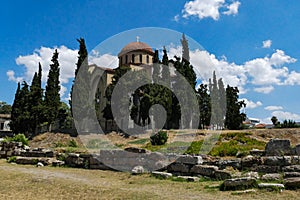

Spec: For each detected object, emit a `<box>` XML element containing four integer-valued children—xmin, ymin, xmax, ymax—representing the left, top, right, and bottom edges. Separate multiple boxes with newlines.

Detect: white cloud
<box><xmin>244</xmin><ymin>50</ymin><xmax>296</xmax><ymax>85</ymax></box>
<box><xmin>240</xmin><ymin>98</ymin><xmax>262</xmax><ymax>109</ymax></box>
<box><xmin>89</xmin><ymin>50</ymin><xmax>118</xmax><ymax>69</ymax></box>
<box><xmin>173</xmin><ymin>14</ymin><xmax>180</xmax><ymax>22</ymax></box>
<box><xmin>253</xmin><ymin>86</ymin><xmax>274</xmax><ymax>94</ymax></box>
<box><xmin>271</xmin><ymin>110</ymin><xmax>300</xmax><ymax>121</ymax></box>
<box><xmin>167</xmin><ymin>45</ymin><xmax>300</xmax><ymax>96</ymax></box>
<box><xmin>181</xmin><ymin>0</ymin><xmax>240</xmax><ymax>21</ymax></box>
<box><xmin>262</xmin><ymin>40</ymin><xmax>272</xmax><ymax>48</ymax></box>
<box><xmin>223</xmin><ymin>1</ymin><xmax>241</xmax><ymax>15</ymax></box>
<box><xmin>182</xmin><ymin>0</ymin><xmax>225</xmax><ymax>20</ymax></box>
<box><xmin>6</xmin><ymin>70</ymin><xmax>23</xmax><ymax>83</ymax></box>
<box><xmin>284</xmin><ymin>71</ymin><xmax>300</xmax><ymax>85</ymax></box>
<box><xmin>8</xmin><ymin>46</ymin><xmax>78</xmax><ymax>99</ymax></box>
<box><xmin>265</xmin><ymin>106</ymin><xmax>283</xmax><ymax>111</ymax></box>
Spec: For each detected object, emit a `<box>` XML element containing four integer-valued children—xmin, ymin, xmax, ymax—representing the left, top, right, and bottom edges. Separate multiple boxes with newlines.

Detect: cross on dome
<box><xmin>136</xmin><ymin>36</ymin><xmax>140</xmax><ymax>42</ymax></box>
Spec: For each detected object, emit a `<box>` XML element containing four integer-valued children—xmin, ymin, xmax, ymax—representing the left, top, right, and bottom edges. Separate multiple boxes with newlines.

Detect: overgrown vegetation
<box><xmin>209</xmin><ymin>132</ymin><xmax>265</xmax><ymax>157</ymax></box>
<box><xmin>150</xmin><ymin>130</ymin><xmax>168</xmax><ymax>145</ymax></box>
<box><xmin>3</xmin><ymin>134</ymin><xmax>29</xmax><ymax>146</ymax></box>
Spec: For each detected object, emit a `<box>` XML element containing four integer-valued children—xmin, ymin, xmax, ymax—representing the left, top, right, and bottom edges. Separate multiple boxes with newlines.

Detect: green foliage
<box><xmin>185</xmin><ymin>140</ymin><xmax>204</xmax><ymax>154</ymax></box>
<box><xmin>128</xmin><ymin>138</ymin><xmax>149</xmax><ymax>145</ymax></box>
<box><xmin>209</xmin><ymin>132</ymin><xmax>265</xmax><ymax>157</ymax></box>
<box><xmin>45</xmin><ymin>49</ymin><xmax>61</xmax><ymax>127</ymax></box>
<box><xmin>7</xmin><ymin>156</ymin><xmax>17</xmax><ymax>163</ymax></box>
<box><xmin>4</xmin><ymin>134</ymin><xmax>29</xmax><ymax>146</ymax></box>
<box><xmin>58</xmin><ymin>102</ymin><xmax>73</xmax><ymax>129</ymax></box>
<box><xmin>0</xmin><ymin>102</ymin><xmax>12</xmax><ymax>114</ymax></box>
<box><xmin>150</xmin><ymin>130</ymin><xmax>168</xmax><ymax>145</ymax></box>
<box><xmin>225</xmin><ymin>86</ymin><xmax>246</xmax><ymax>130</ymax></box>
<box><xmin>281</xmin><ymin>119</ymin><xmax>297</xmax><ymax>128</ymax></box>
<box><xmin>68</xmin><ymin>139</ymin><xmax>78</xmax><ymax>148</ymax></box>
<box><xmin>196</xmin><ymin>84</ymin><xmax>211</xmax><ymax>129</ymax></box>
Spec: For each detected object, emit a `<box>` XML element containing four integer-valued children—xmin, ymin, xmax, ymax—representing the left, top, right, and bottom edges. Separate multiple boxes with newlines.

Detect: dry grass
<box><xmin>0</xmin><ymin>160</ymin><xmax>299</xmax><ymax>200</ymax></box>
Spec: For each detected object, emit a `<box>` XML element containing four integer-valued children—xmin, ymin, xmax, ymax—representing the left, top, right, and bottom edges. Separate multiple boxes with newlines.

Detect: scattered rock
<box><xmin>131</xmin><ymin>165</ymin><xmax>145</xmax><ymax>174</ymax></box>
<box><xmin>282</xmin><ymin>165</ymin><xmax>300</xmax><ymax>172</ymax></box>
<box><xmin>221</xmin><ymin>177</ymin><xmax>257</xmax><ymax>191</ymax></box>
<box><xmin>250</xmin><ymin>149</ymin><xmax>265</xmax><ymax>157</ymax></box>
<box><xmin>190</xmin><ymin>165</ymin><xmax>218</xmax><ymax>177</ymax></box>
<box><xmin>243</xmin><ymin>171</ymin><xmax>259</xmax><ymax>179</ymax></box>
<box><xmin>151</xmin><ymin>171</ymin><xmax>172</xmax><ymax>179</ymax></box>
<box><xmin>261</xmin><ymin>173</ymin><xmax>282</xmax><ymax>181</ymax></box>
<box><xmin>284</xmin><ymin>172</ymin><xmax>300</xmax><ymax>178</ymax></box>
<box><xmin>36</xmin><ymin>162</ymin><xmax>44</xmax><ymax>167</ymax></box>
<box><xmin>215</xmin><ymin>170</ymin><xmax>232</xmax><ymax>180</ymax></box>
<box><xmin>284</xmin><ymin>177</ymin><xmax>300</xmax><ymax>189</ymax></box>
<box><xmin>177</xmin><ymin>176</ymin><xmax>200</xmax><ymax>182</ymax></box>
<box><xmin>265</xmin><ymin>139</ymin><xmax>292</xmax><ymax>156</ymax></box>
<box><xmin>175</xmin><ymin>155</ymin><xmax>203</xmax><ymax>165</ymax></box>
<box><xmin>124</xmin><ymin>147</ymin><xmax>147</xmax><ymax>154</ymax></box>
<box><xmin>231</xmin><ymin>189</ymin><xmax>256</xmax><ymax>195</ymax></box>
<box><xmin>167</xmin><ymin>163</ymin><xmax>190</xmax><ymax>174</ymax></box>
<box><xmin>258</xmin><ymin>183</ymin><xmax>284</xmax><ymax>191</ymax></box>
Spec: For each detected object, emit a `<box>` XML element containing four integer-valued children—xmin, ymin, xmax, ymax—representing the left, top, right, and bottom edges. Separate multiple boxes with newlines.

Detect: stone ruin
<box><xmin>2</xmin><ymin>138</ymin><xmax>300</xmax><ymax>190</ymax></box>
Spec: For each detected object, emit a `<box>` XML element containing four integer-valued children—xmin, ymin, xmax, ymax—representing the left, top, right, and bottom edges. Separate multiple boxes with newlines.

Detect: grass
<box><xmin>0</xmin><ymin>159</ymin><xmax>299</xmax><ymax>200</ymax></box>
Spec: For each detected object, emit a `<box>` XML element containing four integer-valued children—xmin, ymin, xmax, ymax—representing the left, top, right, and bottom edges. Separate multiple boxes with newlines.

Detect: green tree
<box><xmin>225</xmin><ymin>86</ymin><xmax>246</xmax><ymax>130</ymax></box>
<box><xmin>10</xmin><ymin>82</ymin><xmax>31</xmax><ymax>136</ymax></box>
<box><xmin>271</xmin><ymin>116</ymin><xmax>278</xmax><ymax>126</ymax></box>
<box><xmin>29</xmin><ymin>63</ymin><xmax>44</xmax><ymax>135</ymax></box>
<box><xmin>196</xmin><ymin>84</ymin><xmax>211</xmax><ymax>129</ymax></box>
<box><xmin>0</xmin><ymin>102</ymin><xmax>12</xmax><ymax>114</ymax></box>
<box><xmin>45</xmin><ymin>49</ymin><xmax>61</xmax><ymax>130</ymax></box>
<box><xmin>70</xmin><ymin>38</ymin><xmax>88</xmax><ymax>116</ymax></box>
<box><xmin>57</xmin><ymin>102</ymin><xmax>72</xmax><ymax>129</ymax></box>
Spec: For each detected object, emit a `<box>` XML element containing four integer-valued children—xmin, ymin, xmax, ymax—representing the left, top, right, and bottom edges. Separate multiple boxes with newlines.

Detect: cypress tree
<box><xmin>29</xmin><ymin>63</ymin><xmax>44</xmax><ymax>135</ymax></box>
<box><xmin>45</xmin><ymin>49</ymin><xmax>60</xmax><ymax>130</ymax></box>
<box><xmin>225</xmin><ymin>86</ymin><xmax>246</xmax><ymax>130</ymax></box>
<box><xmin>10</xmin><ymin>82</ymin><xmax>21</xmax><ymax>133</ymax></box>
<box><xmin>70</xmin><ymin>38</ymin><xmax>88</xmax><ymax>116</ymax></box>
<box><xmin>181</xmin><ymin>33</ymin><xmax>190</xmax><ymax>62</ymax></box>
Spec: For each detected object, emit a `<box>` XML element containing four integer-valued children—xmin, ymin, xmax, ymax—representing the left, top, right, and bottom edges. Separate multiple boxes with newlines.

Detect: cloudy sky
<box><xmin>1</xmin><ymin>0</ymin><xmax>300</xmax><ymax>123</ymax></box>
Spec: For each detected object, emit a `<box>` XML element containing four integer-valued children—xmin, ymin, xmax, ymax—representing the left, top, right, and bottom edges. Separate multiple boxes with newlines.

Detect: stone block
<box><xmin>151</xmin><ymin>171</ymin><xmax>173</xmax><ymax>179</ymax></box>
<box><xmin>282</xmin><ymin>165</ymin><xmax>300</xmax><ymax>172</ymax></box>
<box><xmin>283</xmin><ymin>172</ymin><xmax>300</xmax><ymax>178</ymax></box>
<box><xmin>190</xmin><ymin>165</ymin><xmax>218</xmax><ymax>177</ymax></box>
<box><xmin>221</xmin><ymin>177</ymin><xmax>257</xmax><ymax>191</ymax></box>
<box><xmin>253</xmin><ymin>165</ymin><xmax>281</xmax><ymax>173</ymax></box>
<box><xmin>167</xmin><ymin>163</ymin><xmax>190</xmax><ymax>173</ymax></box>
<box><xmin>284</xmin><ymin>177</ymin><xmax>300</xmax><ymax>189</ymax></box>
<box><xmin>218</xmin><ymin>159</ymin><xmax>241</xmax><ymax>170</ymax></box>
<box><xmin>177</xmin><ymin>176</ymin><xmax>200</xmax><ymax>182</ymax></box>
<box><xmin>265</xmin><ymin>139</ymin><xmax>292</xmax><ymax>156</ymax></box>
<box><xmin>175</xmin><ymin>155</ymin><xmax>203</xmax><ymax>165</ymax></box>
<box><xmin>241</xmin><ymin>156</ymin><xmax>260</xmax><ymax>169</ymax></box>
<box><xmin>258</xmin><ymin>183</ymin><xmax>284</xmax><ymax>190</ymax></box>
<box><xmin>215</xmin><ymin>170</ymin><xmax>232</xmax><ymax>180</ymax></box>
<box><xmin>261</xmin><ymin>173</ymin><xmax>282</xmax><ymax>181</ymax></box>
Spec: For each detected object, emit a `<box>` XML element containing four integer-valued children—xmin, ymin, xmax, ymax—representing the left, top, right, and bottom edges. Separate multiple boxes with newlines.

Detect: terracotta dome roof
<box><xmin>118</xmin><ymin>41</ymin><xmax>153</xmax><ymax>57</ymax></box>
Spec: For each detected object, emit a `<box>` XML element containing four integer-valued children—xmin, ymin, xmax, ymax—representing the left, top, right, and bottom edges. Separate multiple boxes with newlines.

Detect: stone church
<box><xmin>95</xmin><ymin>39</ymin><xmax>155</xmax><ymax>131</ymax></box>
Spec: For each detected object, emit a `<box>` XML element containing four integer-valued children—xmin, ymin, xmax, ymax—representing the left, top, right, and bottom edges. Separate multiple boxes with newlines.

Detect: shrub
<box><xmin>7</xmin><ymin>156</ymin><xmax>17</xmax><ymax>163</ymax></box>
<box><xmin>4</xmin><ymin>134</ymin><xmax>29</xmax><ymax>146</ymax></box>
<box><xmin>68</xmin><ymin>139</ymin><xmax>78</xmax><ymax>148</ymax></box>
<box><xmin>150</xmin><ymin>131</ymin><xmax>168</xmax><ymax>145</ymax></box>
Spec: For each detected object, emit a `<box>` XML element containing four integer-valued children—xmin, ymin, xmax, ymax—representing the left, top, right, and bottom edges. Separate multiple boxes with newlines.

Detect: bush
<box><xmin>150</xmin><ymin>131</ymin><xmax>168</xmax><ymax>145</ymax></box>
<box><xmin>7</xmin><ymin>156</ymin><xmax>17</xmax><ymax>163</ymax></box>
<box><xmin>68</xmin><ymin>139</ymin><xmax>78</xmax><ymax>148</ymax></box>
<box><xmin>4</xmin><ymin>134</ymin><xmax>29</xmax><ymax>146</ymax></box>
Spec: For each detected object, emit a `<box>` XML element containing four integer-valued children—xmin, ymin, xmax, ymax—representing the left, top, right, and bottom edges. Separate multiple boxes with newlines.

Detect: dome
<box><xmin>118</xmin><ymin>41</ymin><xmax>154</xmax><ymax>57</ymax></box>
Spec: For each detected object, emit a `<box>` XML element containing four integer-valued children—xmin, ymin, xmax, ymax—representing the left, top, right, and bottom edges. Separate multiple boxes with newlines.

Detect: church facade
<box><xmin>95</xmin><ymin>40</ymin><xmax>155</xmax><ymax>131</ymax></box>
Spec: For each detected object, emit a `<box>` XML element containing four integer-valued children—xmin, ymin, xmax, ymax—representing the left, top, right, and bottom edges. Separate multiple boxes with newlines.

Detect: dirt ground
<box><xmin>0</xmin><ymin>159</ymin><xmax>300</xmax><ymax>200</ymax></box>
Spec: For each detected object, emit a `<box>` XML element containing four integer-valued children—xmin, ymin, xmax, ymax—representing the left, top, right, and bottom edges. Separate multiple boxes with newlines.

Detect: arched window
<box><xmin>132</xmin><ymin>54</ymin><xmax>135</xmax><ymax>63</ymax></box>
<box><xmin>146</xmin><ymin>55</ymin><xmax>149</xmax><ymax>64</ymax></box>
<box><xmin>125</xmin><ymin>55</ymin><xmax>128</xmax><ymax>64</ymax></box>
<box><xmin>139</xmin><ymin>54</ymin><xmax>142</xmax><ymax>63</ymax></box>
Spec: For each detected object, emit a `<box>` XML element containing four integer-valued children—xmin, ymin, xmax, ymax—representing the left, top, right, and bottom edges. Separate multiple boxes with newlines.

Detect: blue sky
<box><xmin>1</xmin><ymin>0</ymin><xmax>300</xmax><ymax>123</ymax></box>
